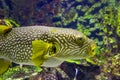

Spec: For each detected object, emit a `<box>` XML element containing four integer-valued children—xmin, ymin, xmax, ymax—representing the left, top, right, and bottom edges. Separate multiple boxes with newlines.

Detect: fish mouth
<box><xmin>87</xmin><ymin>39</ymin><xmax>96</xmax><ymax>57</ymax></box>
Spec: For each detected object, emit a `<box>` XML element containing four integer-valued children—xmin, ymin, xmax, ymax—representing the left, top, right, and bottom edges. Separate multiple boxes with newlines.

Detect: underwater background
<box><xmin>0</xmin><ymin>0</ymin><xmax>120</xmax><ymax>80</ymax></box>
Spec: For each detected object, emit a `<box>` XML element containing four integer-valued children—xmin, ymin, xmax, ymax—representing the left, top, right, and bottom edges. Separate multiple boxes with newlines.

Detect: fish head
<box><xmin>46</xmin><ymin>29</ymin><xmax>96</xmax><ymax>60</ymax></box>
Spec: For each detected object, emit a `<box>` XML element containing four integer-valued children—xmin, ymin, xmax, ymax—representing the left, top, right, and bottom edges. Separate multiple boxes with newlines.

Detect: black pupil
<box><xmin>92</xmin><ymin>49</ymin><xmax>94</xmax><ymax>52</ymax></box>
<box><xmin>78</xmin><ymin>37</ymin><xmax>83</xmax><ymax>40</ymax></box>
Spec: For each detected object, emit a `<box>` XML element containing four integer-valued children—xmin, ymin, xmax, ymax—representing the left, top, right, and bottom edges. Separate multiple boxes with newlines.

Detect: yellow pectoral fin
<box><xmin>0</xmin><ymin>59</ymin><xmax>11</xmax><ymax>75</ymax></box>
<box><xmin>31</xmin><ymin>57</ymin><xmax>45</xmax><ymax>67</ymax></box>
<box><xmin>31</xmin><ymin>51</ymin><xmax>45</xmax><ymax>66</ymax></box>
<box><xmin>32</xmin><ymin>40</ymin><xmax>52</xmax><ymax>56</ymax></box>
<box><xmin>31</xmin><ymin>40</ymin><xmax>52</xmax><ymax>66</ymax></box>
<box><xmin>0</xmin><ymin>25</ymin><xmax>12</xmax><ymax>35</ymax></box>
<box><xmin>31</xmin><ymin>51</ymin><xmax>44</xmax><ymax>60</ymax></box>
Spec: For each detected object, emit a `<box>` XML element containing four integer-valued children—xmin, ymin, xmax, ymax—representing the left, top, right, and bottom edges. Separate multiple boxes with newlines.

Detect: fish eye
<box><xmin>92</xmin><ymin>49</ymin><xmax>94</xmax><ymax>52</ymax></box>
<box><xmin>75</xmin><ymin>36</ymin><xmax>87</xmax><ymax>46</ymax></box>
<box><xmin>76</xmin><ymin>36</ymin><xmax>85</xmax><ymax>44</ymax></box>
<box><xmin>78</xmin><ymin>37</ymin><xmax>83</xmax><ymax>41</ymax></box>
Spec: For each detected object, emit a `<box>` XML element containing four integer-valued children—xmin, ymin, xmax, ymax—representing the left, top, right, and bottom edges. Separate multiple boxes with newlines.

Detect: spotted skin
<box><xmin>0</xmin><ymin>26</ymin><xmax>96</xmax><ymax>66</ymax></box>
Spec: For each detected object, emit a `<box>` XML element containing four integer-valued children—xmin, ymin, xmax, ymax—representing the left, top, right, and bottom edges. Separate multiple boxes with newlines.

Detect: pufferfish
<box><xmin>0</xmin><ymin>25</ymin><xmax>96</xmax><ymax>74</ymax></box>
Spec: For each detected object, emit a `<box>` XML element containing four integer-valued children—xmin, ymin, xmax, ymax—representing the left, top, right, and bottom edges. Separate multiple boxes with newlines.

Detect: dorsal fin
<box><xmin>0</xmin><ymin>25</ymin><xmax>12</xmax><ymax>35</ymax></box>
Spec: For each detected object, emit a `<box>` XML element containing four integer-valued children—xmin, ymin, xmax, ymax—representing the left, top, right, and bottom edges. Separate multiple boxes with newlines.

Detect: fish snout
<box><xmin>88</xmin><ymin>39</ymin><xmax>96</xmax><ymax>57</ymax></box>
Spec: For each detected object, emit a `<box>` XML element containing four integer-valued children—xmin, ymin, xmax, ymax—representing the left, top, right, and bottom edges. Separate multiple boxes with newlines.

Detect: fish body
<box><xmin>0</xmin><ymin>26</ymin><xmax>96</xmax><ymax>71</ymax></box>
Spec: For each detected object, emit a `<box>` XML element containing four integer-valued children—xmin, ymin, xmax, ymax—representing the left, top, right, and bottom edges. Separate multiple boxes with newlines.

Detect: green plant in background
<box><xmin>1</xmin><ymin>66</ymin><xmax>42</xmax><ymax>80</ymax></box>
<box><xmin>77</xmin><ymin>1</ymin><xmax>120</xmax><ymax>78</ymax></box>
<box><xmin>96</xmin><ymin>53</ymin><xmax>120</xmax><ymax>79</ymax></box>
<box><xmin>62</xmin><ymin>7</ymin><xmax>78</xmax><ymax>26</ymax></box>
<box><xmin>103</xmin><ymin>53</ymin><xmax>120</xmax><ymax>76</ymax></box>
<box><xmin>117</xmin><ymin>6</ymin><xmax>120</xmax><ymax>37</ymax></box>
<box><xmin>54</xmin><ymin>6</ymin><xmax>79</xmax><ymax>27</ymax></box>
<box><xmin>78</xmin><ymin>1</ymin><xmax>120</xmax><ymax>78</ymax></box>
<box><xmin>54</xmin><ymin>0</ymin><xmax>120</xmax><ymax>78</ymax></box>
<box><xmin>0</xmin><ymin>0</ymin><xmax>120</xmax><ymax>79</ymax></box>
